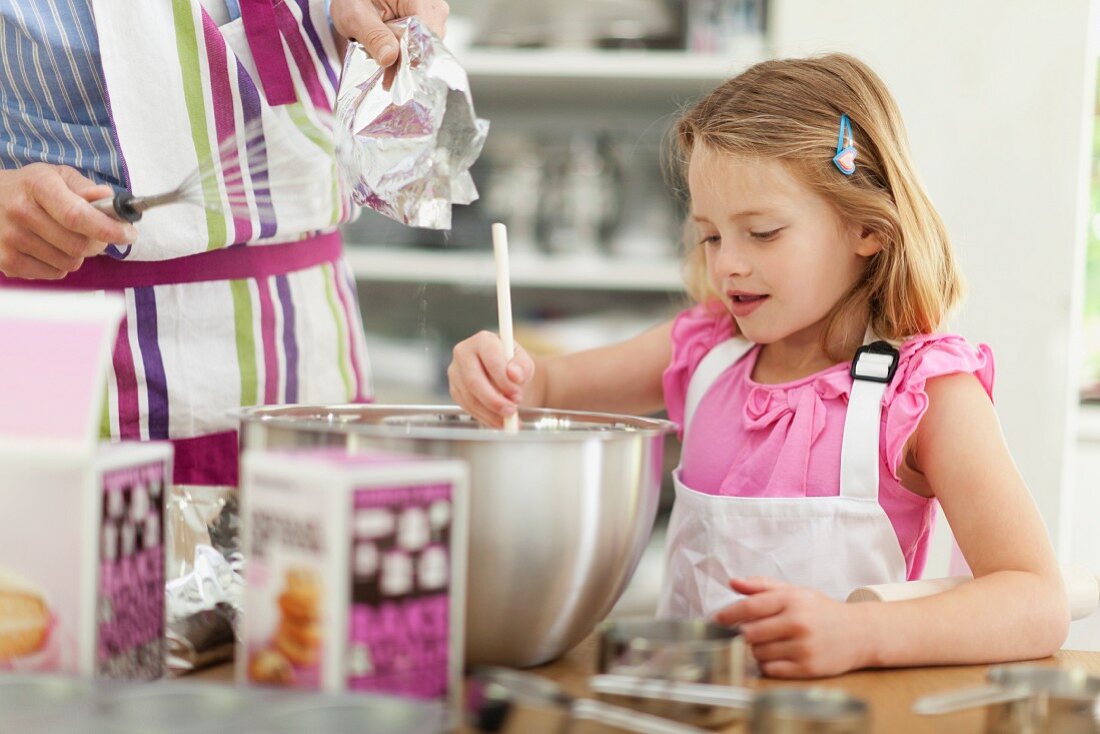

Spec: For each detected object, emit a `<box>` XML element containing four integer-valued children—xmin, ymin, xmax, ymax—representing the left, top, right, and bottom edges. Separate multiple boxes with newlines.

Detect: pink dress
<box><xmin>662</xmin><ymin>304</ymin><xmax>995</xmax><ymax>580</ymax></box>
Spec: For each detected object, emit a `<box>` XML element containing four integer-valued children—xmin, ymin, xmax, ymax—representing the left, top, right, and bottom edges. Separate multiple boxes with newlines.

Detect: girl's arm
<box><xmin>858</xmin><ymin>371</ymin><xmax>1068</xmax><ymax>667</ymax></box>
<box><xmin>716</xmin><ymin>372</ymin><xmax>1069</xmax><ymax>677</ymax></box>
<box><xmin>537</xmin><ymin>320</ymin><xmax>673</xmax><ymax>415</ymax></box>
<box><xmin>448</xmin><ymin>320</ymin><xmax>672</xmax><ymax>426</ymax></box>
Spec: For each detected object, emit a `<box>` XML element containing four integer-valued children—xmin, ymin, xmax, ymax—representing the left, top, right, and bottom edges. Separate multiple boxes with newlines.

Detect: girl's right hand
<box><xmin>448</xmin><ymin>330</ymin><xmax>536</xmax><ymax>427</ymax></box>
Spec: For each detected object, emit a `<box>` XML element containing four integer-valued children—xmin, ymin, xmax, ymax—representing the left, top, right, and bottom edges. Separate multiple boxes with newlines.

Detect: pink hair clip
<box><xmin>833</xmin><ymin>114</ymin><xmax>857</xmax><ymax>175</ymax></box>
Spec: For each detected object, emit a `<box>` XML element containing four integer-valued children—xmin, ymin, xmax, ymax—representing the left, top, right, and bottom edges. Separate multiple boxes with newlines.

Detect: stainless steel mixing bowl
<box><xmin>236</xmin><ymin>405</ymin><xmax>675</xmax><ymax>668</ymax></box>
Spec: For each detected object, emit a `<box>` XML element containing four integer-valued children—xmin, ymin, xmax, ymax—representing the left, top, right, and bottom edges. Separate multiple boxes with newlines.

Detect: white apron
<box><xmin>657</xmin><ymin>336</ymin><xmax>909</xmax><ymax>619</ymax></box>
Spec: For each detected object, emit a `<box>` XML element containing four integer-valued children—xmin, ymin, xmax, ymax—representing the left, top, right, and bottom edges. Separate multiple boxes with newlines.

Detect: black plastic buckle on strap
<box><xmin>849</xmin><ymin>340</ymin><xmax>900</xmax><ymax>384</ymax></box>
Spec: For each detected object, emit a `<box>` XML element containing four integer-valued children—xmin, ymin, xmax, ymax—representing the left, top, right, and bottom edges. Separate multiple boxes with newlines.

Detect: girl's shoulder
<box><xmin>666</xmin><ymin>302</ymin><xmax>739</xmax><ymax>379</ymax></box>
<box><xmin>881</xmin><ymin>332</ymin><xmax>996</xmax><ymax>480</ymax></box>
<box><xmin>885</xmin><ymin>332</ymin><xmax>995</xmax><ymax>404</ymax></box>
<box><xmin>663</xmin><ymin>303</ymin><xmax>739</xmax><ymax>432</ymax></box>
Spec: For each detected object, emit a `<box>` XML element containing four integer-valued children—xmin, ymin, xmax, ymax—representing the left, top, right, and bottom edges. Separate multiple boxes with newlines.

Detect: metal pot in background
<box><xmin>236</xmin><ymin>405</ymin><xmax>674</xmax><ymax>668</ymax></box>
<box><xmin>536</xmin><ymin>133</ymin><xmax>625</xmax><ymax>256</ymax></box>
<box><xmin>914</xmin><ymin>665</ymin><xmax>1100</xmax><ymax>733</ymax></box>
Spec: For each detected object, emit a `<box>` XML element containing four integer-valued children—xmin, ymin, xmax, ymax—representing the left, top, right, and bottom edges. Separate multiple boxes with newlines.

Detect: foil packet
<box><xmin>164</xmin><ymin>485</ymin><xmax>245</xmax><ymax>676</ymax></box>
<box><xmin>334</xmin><ymin>16</ymin><xmax>489</xmax><ymax>229</ymax></box>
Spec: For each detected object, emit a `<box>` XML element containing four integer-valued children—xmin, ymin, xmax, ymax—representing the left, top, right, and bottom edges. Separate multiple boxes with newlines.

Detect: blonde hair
<box><xmin>675</xmin><ymin>53</ymin><xmax>963</xmax><ymax>357</ymax></box>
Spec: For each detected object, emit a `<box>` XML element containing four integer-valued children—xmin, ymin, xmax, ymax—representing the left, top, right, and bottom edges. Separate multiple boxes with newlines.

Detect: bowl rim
<box><xmin>234</xmin><ymin>404</ymin><xmax>678</xmax><ymax>442</ymax></box>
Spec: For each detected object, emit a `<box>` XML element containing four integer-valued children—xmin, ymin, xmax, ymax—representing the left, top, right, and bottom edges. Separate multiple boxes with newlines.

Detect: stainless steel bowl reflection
<box><xmin>236</xmin><ymin>405</ymin><xmax>675</xmax><ymax>668</ymax></box>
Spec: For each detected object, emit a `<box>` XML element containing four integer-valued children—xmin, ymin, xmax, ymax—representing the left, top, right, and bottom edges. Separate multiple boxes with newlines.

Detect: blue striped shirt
<box><xmin>0</xmin><ymin>0</ymin><xmax>237</xmax><ymax>188</ymax></box>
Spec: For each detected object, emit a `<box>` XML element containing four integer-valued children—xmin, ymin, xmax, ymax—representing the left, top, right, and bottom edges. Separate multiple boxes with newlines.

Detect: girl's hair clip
<box><xmin>833</xmin><ymin>114</ymin><xmax>857</xmax><ymax>175</ymax></box>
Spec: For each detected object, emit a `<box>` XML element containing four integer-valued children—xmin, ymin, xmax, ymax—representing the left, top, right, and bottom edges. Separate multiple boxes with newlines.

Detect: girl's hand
<box><xmin>714</xmin><ymin>577</ymin><xmax>873</xmax><ymax>678</ymax></box>
<box><xmin>448</xmin><ymin>330</ymin><xmax>537</xmax><ymax>427</ymax></box>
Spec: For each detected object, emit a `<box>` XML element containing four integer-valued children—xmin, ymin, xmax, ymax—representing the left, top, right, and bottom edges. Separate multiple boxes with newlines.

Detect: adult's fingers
<box><xmin>0</xmin><ymin>247</ymin><xmax>65</xmax><ymax>280</ymax></box>
<box><xmin>15</xmin><ymin>197</ymin><xmax>104</xmax><ymax>259</ymax></box>
<box><xmin>395</xmin><ymin>0</ymin><xmax>449</xmax><ymax>38</ymax></box>
<box><xmin>333</xmin><ymin>1</ymin><xmax>399</xmax><ymax>66</ymax></box>
<box><xmin>10</xmin><ymin>227</ymin><xmax>85</xmax><ymax>273</ymax></box>
<box><xmin>28</xmin><ymin>165</ymin><xmax>136</xmax><ymax>245</ymax></box>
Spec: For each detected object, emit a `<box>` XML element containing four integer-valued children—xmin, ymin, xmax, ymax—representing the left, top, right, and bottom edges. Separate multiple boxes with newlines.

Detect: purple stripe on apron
<box><xmin>112</xmin><ymin>313</ymin><xmax>141</xmax><ymax>440</ymax></box>
<box><xmin>292</xmin><ymin>0</ymin><xmax>338</xmax><ymax>90</ymax></box>
<box><xmin>256</xmin><ymin>276</ymin><xmax>279</xmax><ymax>404</ymax></box>
<box><xmin>273</xmin><ymin>2</ymin><xmax>329</xmax><ymax>110</ymax></box>
<box><xmin>275</xmin><ymin>273</ymin><xmax>299</xmax><ymax>403</ymax></box>
<box><xmin>200</xmin><ymin>11</ymin><xmax>251</xmax><ymax>243</ymax></box>
<box><xmin>236</xmin><ymin>61</ymin><xmax>277</xmax><ymax>239</ymax></box>
<box><xmin>133</xmin><ymin>286</ymin><xmax>169</xmax><ymax>439</ymax></box>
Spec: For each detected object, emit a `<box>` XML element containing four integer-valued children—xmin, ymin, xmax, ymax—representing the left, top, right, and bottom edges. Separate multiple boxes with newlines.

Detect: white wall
<box><xmin>770</xmin><ymin>1</ymin><xmax>1097</xmax><ymax>561</ymax></box>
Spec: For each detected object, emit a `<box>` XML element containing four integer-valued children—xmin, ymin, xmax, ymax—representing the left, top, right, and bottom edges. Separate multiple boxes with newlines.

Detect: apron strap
<box><xmin>683</xmin><ymin>337</ymin><xmax>755</xmax><ymax>442</ymax></box>
<box><xmin>839</xmin><ymin>334</ymin><xmax>900</xmax><ymax>501</ymax></box>
<box><xmin>239</xmin><ymin>0</ymin><xmax>298</xmax><ymax>106</ymax></box>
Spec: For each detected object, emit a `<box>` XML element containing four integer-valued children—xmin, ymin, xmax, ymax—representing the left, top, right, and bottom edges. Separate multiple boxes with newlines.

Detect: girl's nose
<box><xmin>713</xmin><ymin>239</ymin><xmax>751</xmax><ymax>278</ymax></box>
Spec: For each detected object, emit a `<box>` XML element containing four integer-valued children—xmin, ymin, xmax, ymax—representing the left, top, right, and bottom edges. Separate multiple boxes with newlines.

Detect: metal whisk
<box><xmin>90</xmin><ymin>119</ymin><xmax>287</xmax><ymax>224</ymax></box>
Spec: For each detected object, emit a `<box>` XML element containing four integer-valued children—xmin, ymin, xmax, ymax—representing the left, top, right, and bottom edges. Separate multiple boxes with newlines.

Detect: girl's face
<box><xmin>688</xmin><ymin>146</ymin><xmax>880</xmax><ymax>349</ymax></box>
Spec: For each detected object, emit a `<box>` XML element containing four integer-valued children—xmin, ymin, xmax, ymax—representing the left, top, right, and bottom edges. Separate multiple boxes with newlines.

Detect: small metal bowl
<box><xmin>595</xmin><ymin>618</ymin><xmax>749</xmax><ymax>727</ymax></box>
<box><xmin>914</xmin><ymin>664</ymin><xmax>1100</xmax><ymax>733</ymax></box>
<box><xmin>985</xmin><ymin>666</ymin><xmax>1100</xmax><ymax>734</ymax></box>
<box><xmin>750</xmin><ymin>688</ymin><xmax>869</xmax><ymax>734</ymax></box>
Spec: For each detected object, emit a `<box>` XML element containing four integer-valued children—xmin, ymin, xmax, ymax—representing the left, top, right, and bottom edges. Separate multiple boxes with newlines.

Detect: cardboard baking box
<box><xmin>238</xmin><ymin>449</ymin><xmax>468</xmax><ymax>719</ymax></box>
<box><xmin>0</xmin><ymin>289</ymin><xmax>172</xmax><ymax>679</ymax></box>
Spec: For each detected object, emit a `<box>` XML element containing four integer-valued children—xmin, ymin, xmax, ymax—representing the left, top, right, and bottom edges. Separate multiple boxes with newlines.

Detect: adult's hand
<box><xmin>330</xmin><ymin>0</ymin><xmax>449</xmax><ymax>67</ymax></box>
<box><xmin>0</xmin><ymin>164</ymin><xmax>136</xmax><ymax>280</ymax></box>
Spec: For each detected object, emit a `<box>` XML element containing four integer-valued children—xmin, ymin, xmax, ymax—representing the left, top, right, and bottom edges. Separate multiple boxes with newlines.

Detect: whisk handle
<box><xmin>92</xmin><ymin>191</ymin><xmax>142</xmax><ymax>223</ymax></box>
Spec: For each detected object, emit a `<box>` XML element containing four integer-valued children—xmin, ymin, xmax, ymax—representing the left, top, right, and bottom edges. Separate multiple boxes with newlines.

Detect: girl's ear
<box><xmin>854</xmin><ymin>226</ymin><xmax>884</xmax><ymax>257</ymax></box>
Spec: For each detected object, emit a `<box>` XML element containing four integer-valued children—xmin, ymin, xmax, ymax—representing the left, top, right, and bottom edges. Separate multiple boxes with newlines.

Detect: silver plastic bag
<box><xmin>164</xmin><ymin>485</ymin><xmax>245</xmax><ymax>675</ymax></box>
<box><xmin>334</xmin><ymin>16</ymin><xmax>489</xmax><ymax>230</ymax></box>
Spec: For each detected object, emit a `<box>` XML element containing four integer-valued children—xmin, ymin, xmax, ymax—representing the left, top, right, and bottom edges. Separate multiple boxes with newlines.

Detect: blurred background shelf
<box><xmin>458</xmin><ymin>49</ymin><xmax>763</xmax><ymax>103</ymax></box>
<box><xmin>344</xmin><ymin>245</ymin><xmax>684</xmax><ymax>291</ymax></box>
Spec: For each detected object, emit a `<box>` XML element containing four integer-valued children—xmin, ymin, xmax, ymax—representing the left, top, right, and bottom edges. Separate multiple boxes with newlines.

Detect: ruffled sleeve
<box><xmin>662</xmin><ymin>302</ymin><xmax>736</xmax><ymax>437</ymax></box>
<box><xmin>882</xmin><ymin>334</ymin><xmax>996</xmax><ymax>480</ymax></box>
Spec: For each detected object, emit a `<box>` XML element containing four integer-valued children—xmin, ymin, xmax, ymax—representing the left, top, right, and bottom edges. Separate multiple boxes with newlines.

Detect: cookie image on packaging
<box><xmin>0</xmin><ymin>567</ymin><xmax>51</xmax><ymax>662</ymax></box>
<box><xmin>250</xmin><ymin>567</ymin><xmax>323</xmax><ymax>685</ymax></box>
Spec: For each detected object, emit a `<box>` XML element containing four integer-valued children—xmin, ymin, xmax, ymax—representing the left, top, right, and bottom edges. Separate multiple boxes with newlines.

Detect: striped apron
<box><xmin>0</xmin><ymin>0</ymin><xmax>372</xmax><ymax>486</ymax></box>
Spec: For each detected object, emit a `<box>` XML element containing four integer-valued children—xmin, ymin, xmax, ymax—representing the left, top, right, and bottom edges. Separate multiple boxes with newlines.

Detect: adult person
<box><xmin>0</xmin><ymin>0</ymin><xmax>448</xmax><ymax>486</ymax></box>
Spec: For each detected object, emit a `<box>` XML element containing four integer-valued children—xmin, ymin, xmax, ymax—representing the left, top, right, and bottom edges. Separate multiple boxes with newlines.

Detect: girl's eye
<box><xmin>750</xmin><ymin>229</ymin><xmax>781</xmax><ymax>241</ymax></box>
<box><xmin>699</xmin><ymin>235</ymin><xmax>720</xmax><ymax>246</ymax></box>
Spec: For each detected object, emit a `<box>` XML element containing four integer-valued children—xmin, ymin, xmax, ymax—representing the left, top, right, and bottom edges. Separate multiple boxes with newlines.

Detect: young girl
<box><xmin>447</xmin><ymin>54</ymin><xmax>1069</xmax><ymax>678</ymax></box>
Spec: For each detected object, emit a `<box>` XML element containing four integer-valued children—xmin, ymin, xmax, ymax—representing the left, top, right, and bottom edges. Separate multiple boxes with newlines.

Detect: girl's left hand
<box><xmin>714</xmin><ymin>577</ymin><xmax>873</xmax><ymax>679</ymax></box>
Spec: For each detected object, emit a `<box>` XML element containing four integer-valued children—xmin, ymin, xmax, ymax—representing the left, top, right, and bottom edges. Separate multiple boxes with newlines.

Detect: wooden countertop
<box><xmin>530</xmin><ymin>636</ymin><xmax>1100</xmax><ymax>733</ymax></box>
<box><xmin>191</xmin><ymin>641</ymin><xmax>1100</xmax><ymax>733</ymax></box>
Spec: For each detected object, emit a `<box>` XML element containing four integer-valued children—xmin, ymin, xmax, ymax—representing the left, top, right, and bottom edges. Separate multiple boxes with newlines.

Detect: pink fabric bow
<box><xmin>741</xmin><ymin>375</ymin><xmax>851</xmax><ymax>491</ymax></box>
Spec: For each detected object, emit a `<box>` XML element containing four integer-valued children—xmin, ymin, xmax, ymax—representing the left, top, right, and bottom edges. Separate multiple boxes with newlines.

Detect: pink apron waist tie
<box><xmin>0</xmin><ymin>231</ymin><xmax>343</xmax><ymax>290</ymax></box>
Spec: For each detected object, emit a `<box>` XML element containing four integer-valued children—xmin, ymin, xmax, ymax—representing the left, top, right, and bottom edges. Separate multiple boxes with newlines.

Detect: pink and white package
<box><xmin>0</xmin><ymin>289</ymin><xmax>172</xmax><ymax>680</ymax></box>
<box><xmin>238</xmin><ymin>449</ymin><xmax>468</xmax><ymax>721</ymax></box>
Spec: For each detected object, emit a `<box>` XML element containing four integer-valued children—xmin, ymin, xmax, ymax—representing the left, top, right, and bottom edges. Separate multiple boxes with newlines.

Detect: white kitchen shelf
<box><xmin>459</xmin><ymin>48</ymin><xmax>758</xmax><ymax>82</ymax></box>
<box><xmin>456</xmin><ymin>48</ymin><xmax>764</xmax><ymax>102</ymax></box>
<box><xmin>344</xmin><ymin>245</ymin><xmax>683</xmax><ymax>292</ymax></box>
